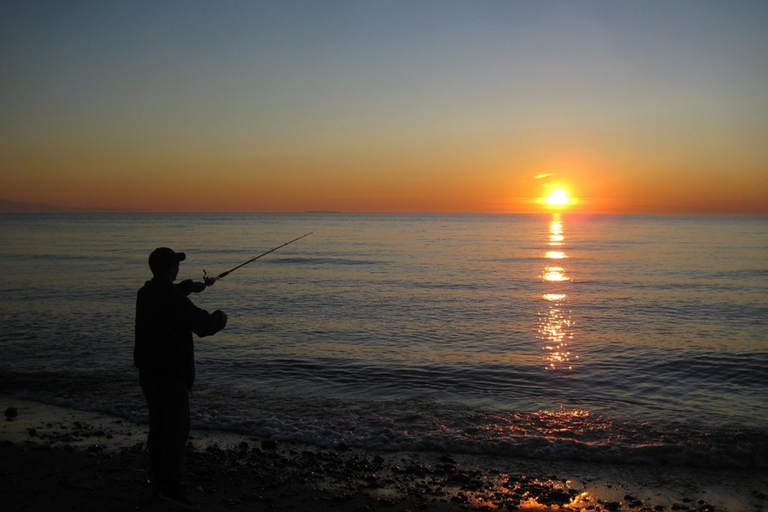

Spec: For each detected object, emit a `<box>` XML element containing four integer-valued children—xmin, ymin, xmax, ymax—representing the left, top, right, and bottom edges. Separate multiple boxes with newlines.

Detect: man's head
<box><xmin>148</xmin><ymin>247</ymin><xmax>186</xmax><ymax>280</ymax></box>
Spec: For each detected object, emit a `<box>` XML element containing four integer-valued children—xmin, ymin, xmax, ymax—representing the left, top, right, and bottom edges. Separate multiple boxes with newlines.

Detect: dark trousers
<box><xmin>139</xmin><ymin>372</ymin><xmax>190</xmax><ymax>490</ymax></box>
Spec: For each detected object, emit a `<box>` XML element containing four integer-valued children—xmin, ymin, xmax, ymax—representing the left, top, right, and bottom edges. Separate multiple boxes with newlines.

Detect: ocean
<box><xmin>1</xmin><ymin>213</ymin><xmax>766</xmax><ymax>469</ymax></box>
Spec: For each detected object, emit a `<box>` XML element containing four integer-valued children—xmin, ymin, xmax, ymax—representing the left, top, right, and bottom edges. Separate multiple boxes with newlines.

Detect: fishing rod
<box><xmin>203</xmin><ymin>232</ymin><xmax>313</xmax><ymax>285</ymax></box>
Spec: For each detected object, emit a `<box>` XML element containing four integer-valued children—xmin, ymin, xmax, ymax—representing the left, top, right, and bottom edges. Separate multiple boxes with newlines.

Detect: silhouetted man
<box><xmin>134</xmin><ymin>247</ymin><xmax>227</xmax><ymax>510</ymax></box>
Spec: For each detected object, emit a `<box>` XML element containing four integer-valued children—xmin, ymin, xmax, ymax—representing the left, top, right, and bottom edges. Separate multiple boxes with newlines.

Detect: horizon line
<box><xmin>2</xmin><ymin>199</ymin><xmax>766</xmax><ymax>216</ymax></box>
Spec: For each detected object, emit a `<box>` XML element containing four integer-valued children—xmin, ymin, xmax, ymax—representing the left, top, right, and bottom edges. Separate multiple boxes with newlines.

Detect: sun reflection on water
<box><xmin>537</xmin><ymin>214</ymin><xmax>578</xmax><ymax>370</ymax></box>
<box><xmin>548</xmin><ymin>217</ymin><xmax>564</xmax><ymax>245</ymax></box>
<box><xmin>538</xmin><ymin>295</ymin><xmax>576</xmax><ymax>370</ymax></box>
<box><xmin>542</xmin><ymin>265</ymin><xmax>569</xmax><ymax>282</ymax></box>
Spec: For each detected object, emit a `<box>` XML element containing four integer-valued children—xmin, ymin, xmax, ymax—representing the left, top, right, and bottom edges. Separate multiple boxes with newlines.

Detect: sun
<box><xmin>545</xmin><ymin>188</ymin><xmax>570</xmax><ymax>206</ymax></box>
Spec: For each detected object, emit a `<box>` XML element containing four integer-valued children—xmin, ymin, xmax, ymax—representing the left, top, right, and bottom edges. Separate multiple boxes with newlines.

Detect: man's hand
<box><xmin>191</xmin><ymin>281</ymin><xmax>207</xmax><ymax>293</ymax></box>
<box><xmin>214</xmin><ymin>310</ymin><xmax>228</xmax><ymax>329</ymax></box>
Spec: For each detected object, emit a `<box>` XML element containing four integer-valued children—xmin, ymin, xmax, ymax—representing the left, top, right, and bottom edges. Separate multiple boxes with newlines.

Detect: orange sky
<box><xmin>2</xmin><ymin>2</ymin><xmax>767</xmax><ymax>214</ymax></box>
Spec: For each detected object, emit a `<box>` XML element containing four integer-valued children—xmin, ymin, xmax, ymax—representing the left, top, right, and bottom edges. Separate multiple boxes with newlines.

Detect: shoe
<box><xmin>158</xmin><ymin>486</ymin><xmax>200</xmax><ymax>511</ymax></box>
<box><xmin>147</xmin><ymin>477</ymin><xmax>161</xmax><ymax>499</ymax></box>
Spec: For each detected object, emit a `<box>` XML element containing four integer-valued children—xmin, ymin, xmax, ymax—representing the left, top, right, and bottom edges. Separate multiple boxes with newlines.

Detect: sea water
<box><xmin>0</xmin><ymin>213</ymin><xmax>766</xmax><ymax>468</ymax></box>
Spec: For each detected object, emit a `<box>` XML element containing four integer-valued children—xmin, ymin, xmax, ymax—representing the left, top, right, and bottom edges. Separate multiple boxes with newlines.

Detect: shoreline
<box><xmin>2</xmin><ymin>396</ymin><xmax>766</xmax><ymax>511</ymax></box>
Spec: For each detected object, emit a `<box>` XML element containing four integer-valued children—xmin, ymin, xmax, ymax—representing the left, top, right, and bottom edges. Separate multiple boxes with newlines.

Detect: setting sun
<box><xmin>545</xmin><ymin>188</ymin><xmax>570</xmax><ymax>206</ymax></box>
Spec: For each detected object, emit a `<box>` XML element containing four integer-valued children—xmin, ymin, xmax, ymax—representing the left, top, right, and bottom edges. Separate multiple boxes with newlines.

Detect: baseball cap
<box><xmin>148</xmin><ymin>247</ymin><xmax>186</xmax><ymax>274</ymax></box>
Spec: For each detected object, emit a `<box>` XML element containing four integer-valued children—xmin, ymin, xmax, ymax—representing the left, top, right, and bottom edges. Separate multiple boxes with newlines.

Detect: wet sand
<box><xmin>1</xmin><ymin>397</ymin><xmax>765</xmax><ymax>512</ymax></box>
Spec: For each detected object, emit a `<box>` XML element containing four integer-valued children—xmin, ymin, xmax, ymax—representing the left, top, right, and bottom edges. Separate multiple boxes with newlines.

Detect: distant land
<box><xmin>0</xmin><ymin>200</ymin><xmax>347</xmax><ymax>214</ymax></box>
<box><xmin>0</xmin><ymin>199</ymin><xmax>144</xmax><ymax>213</ymax></box>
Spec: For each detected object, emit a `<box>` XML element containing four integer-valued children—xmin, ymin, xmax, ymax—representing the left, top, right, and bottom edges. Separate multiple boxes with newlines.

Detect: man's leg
<box><xmin>159</xmin><ymin>376</ymin><xmax>190</xmax><ymax>491</ymax></box>
<box><xmin>139</xmin><ymin>372</ymin><xmax>164</xmax><ymax>490</ymax></box>
<box><xmin>141</xmin><ymin>373</ymin><xmax>197</xmax><ymax>509</ymax></box>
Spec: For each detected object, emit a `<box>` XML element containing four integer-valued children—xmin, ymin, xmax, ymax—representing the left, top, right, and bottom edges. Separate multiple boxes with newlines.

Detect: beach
<box><xmin>2</xmin><ymin>396</ymin><xmax>765</xmax><ymax>512</ymax></box>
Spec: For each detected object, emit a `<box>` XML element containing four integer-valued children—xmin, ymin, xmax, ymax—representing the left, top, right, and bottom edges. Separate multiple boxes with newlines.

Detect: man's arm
<box><xmin>176</xmin><ymin>280</ymin><xmax>207</xmax><ymax>296</ymax></box>
<box><xmin>189</xmin><ymin>304</ymin><xmax>228</xmax><ymax>338</ymax></box>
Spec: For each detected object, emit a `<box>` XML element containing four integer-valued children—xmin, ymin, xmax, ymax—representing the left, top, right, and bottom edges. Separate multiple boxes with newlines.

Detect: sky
<box><xmin>2</xmin><ymin>0</ymin><xmax>767</xmax><ymax>213</ymax></box>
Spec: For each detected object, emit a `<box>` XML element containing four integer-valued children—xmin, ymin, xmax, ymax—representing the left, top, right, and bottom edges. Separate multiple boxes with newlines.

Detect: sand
<box><xmin>1</xmin><ymin>396</ymin><xmax>765</xmax><ymax>512</ymax></box>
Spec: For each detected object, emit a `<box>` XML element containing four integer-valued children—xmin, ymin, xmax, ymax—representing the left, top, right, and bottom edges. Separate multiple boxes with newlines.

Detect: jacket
<box><xmin>134</xmin><ymin>277</ymin><xmax>226</xmax><ymax>388</ymax></box>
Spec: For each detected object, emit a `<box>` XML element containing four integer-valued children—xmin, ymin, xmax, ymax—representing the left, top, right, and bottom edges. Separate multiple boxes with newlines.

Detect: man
<box><xmin>134</xmin><ymin>247</ymin><xmax>227</xmax><ymax>510</ymax></box>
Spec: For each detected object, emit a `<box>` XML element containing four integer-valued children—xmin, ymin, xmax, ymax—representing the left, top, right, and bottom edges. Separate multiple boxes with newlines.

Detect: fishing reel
<box><xmin>203</xmin><ymin>270</ymin><xmax>217</xmax><ymax>287</ymax></box>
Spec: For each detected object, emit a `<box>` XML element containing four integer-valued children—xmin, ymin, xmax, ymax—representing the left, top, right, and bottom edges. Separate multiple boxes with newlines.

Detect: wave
<box><xmin>6</xmin><ymin>370</ymin><xmax>766</xmax><ymax>470</ymax></box>
<box><xmin>183</xmin><ymin>402</ymin><xmax>768</xmax><ymax>469</ymax></box>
